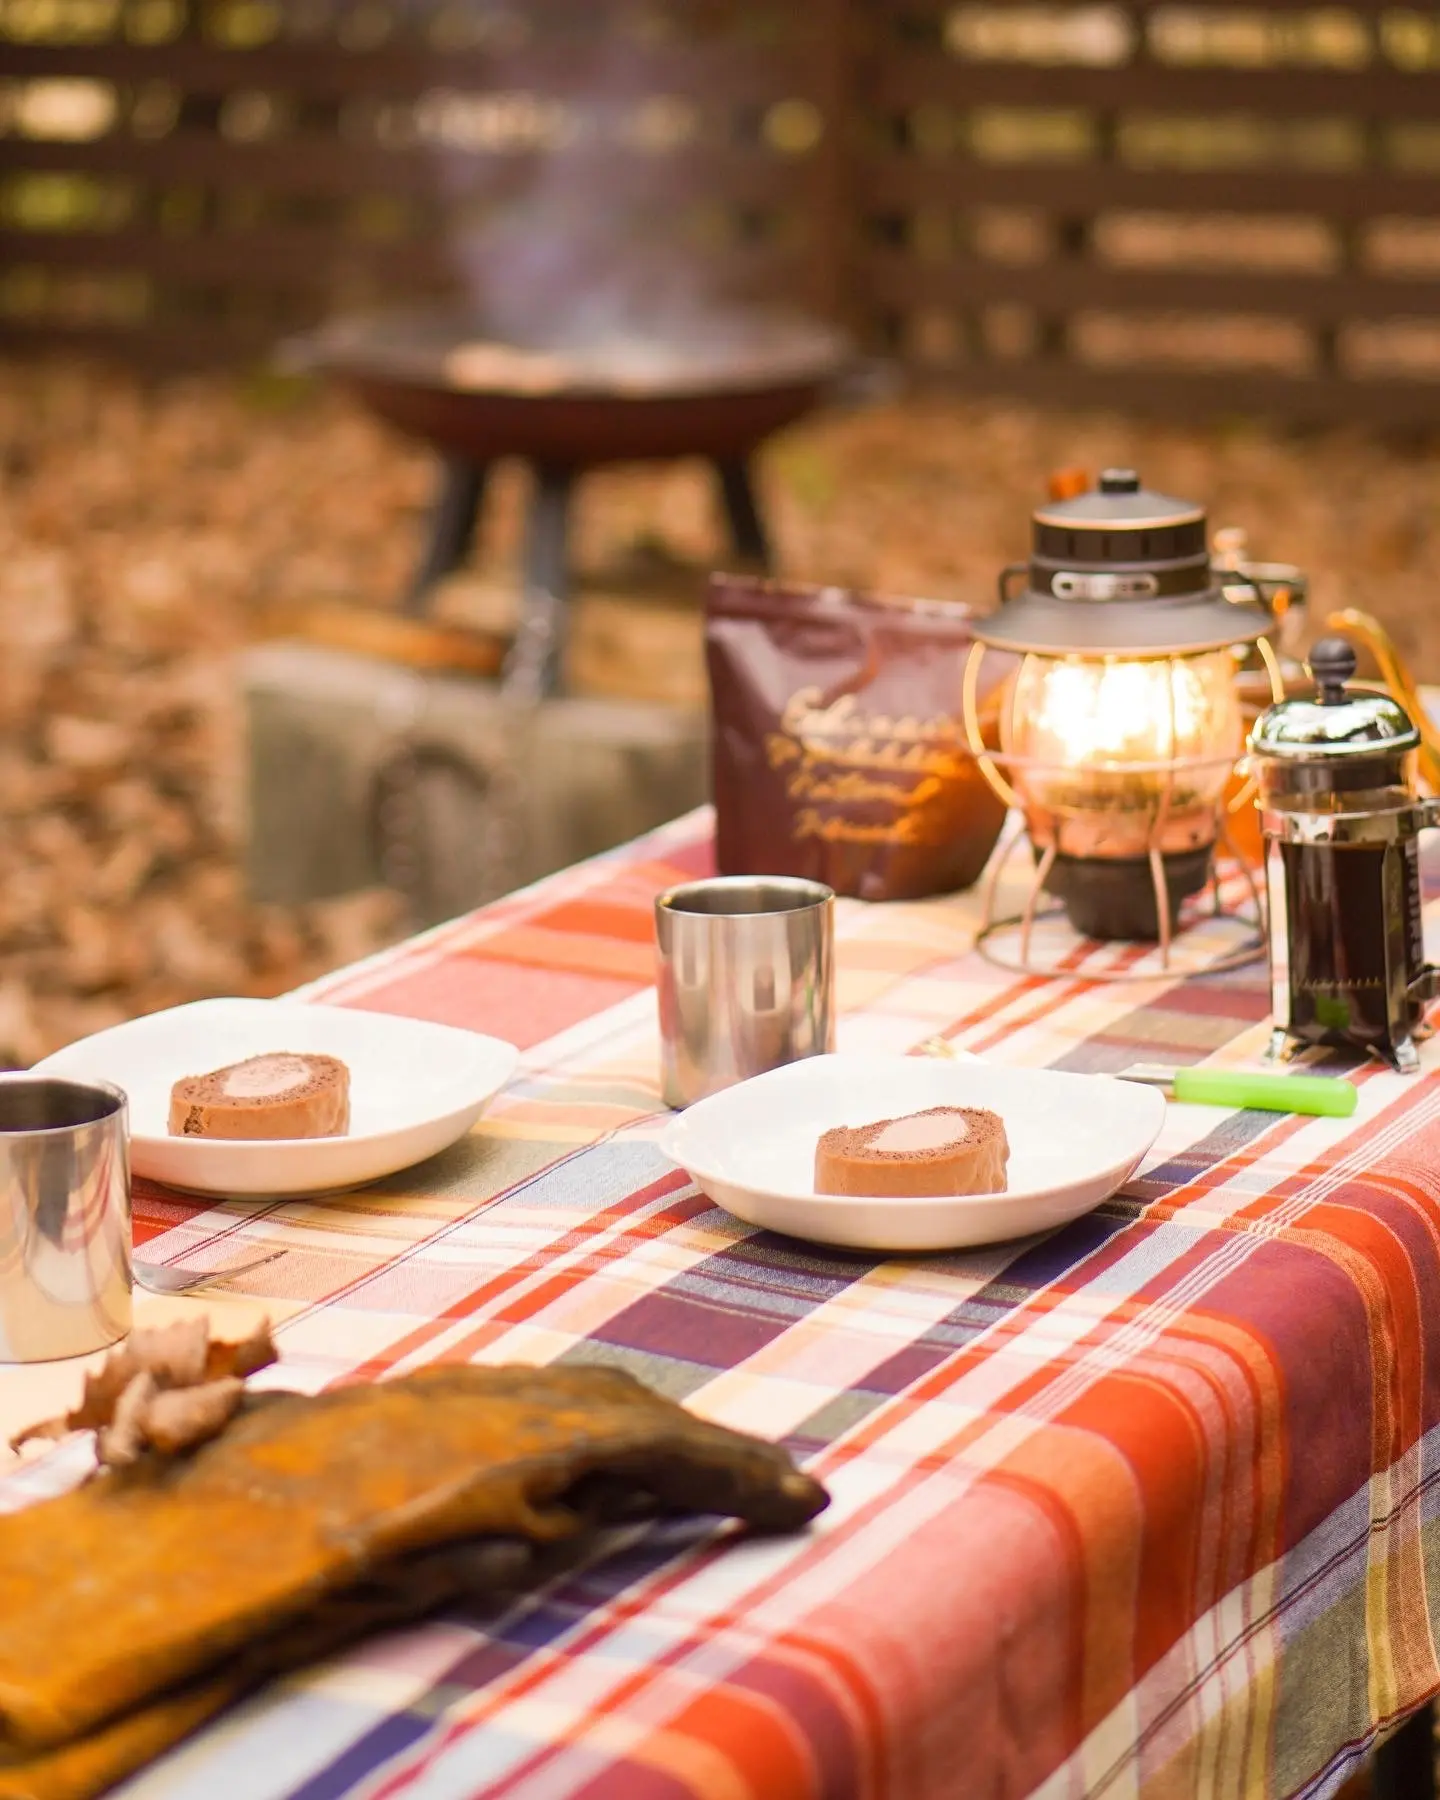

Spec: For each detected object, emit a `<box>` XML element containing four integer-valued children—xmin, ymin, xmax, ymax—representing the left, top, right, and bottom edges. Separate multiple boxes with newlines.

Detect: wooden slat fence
<box><xmin>858</xmin><ymin>0</ymin><xmax>1440</xmax><ymax>420</ymax></box>
<box><xmin>3</xmin><ymin>0</ymin><xmax>1440</xmax><ymax>421</ymax></box>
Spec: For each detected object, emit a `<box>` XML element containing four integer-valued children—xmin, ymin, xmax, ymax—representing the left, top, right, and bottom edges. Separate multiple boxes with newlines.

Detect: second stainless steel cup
<box><xmin>655</xmin><ymin>876</ymin><xmax>835</xmax><ymax>1109</ymax></box>
<box><xmin>0</xmin><ymin>1075</ymin><xmax>131</xmax><ymax>1363</ymax></box>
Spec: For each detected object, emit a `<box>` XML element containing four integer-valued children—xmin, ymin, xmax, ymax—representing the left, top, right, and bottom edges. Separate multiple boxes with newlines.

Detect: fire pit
<box><xmin>285</xmin><ymin>303</ymin><xmax>851</xmax><ymax>693</ymax></box>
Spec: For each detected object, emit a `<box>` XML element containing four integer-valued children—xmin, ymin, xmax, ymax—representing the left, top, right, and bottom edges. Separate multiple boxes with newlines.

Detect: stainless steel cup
<box><xmin>655</xmin><ymin>875</ymin><xmax>836</xmax><ymax>1109</ymax></box>
<box><xmin>0</xmin><ymin>1076</ymin><xmax>131</xmax><ymax>1363</ymax></box>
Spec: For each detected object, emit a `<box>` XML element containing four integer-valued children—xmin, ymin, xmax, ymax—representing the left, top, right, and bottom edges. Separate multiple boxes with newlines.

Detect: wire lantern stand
<box><xmin>962</xmin><ymin>638</ymin><xmax>1283</xmax><ymax>982</ymax></box>
<box><xmin>971</xmin><ymin>791</ymin><xmax>1267</xmax><ymax>982</ymax></box>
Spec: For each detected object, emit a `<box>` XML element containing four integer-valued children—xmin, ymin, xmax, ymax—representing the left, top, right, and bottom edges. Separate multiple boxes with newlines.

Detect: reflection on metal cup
<box><xmin>0</xmin><ymin>1076</ymin><xmax>131</xmax><ymax>1363</ymax></box>
<box><xmin>655</xmin><ymin>875</ymin><xmax>836</xmax><ymax>1110</ymax></box>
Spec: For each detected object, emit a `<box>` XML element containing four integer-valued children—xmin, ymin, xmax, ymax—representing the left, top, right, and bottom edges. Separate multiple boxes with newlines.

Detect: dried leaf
<box><xmin>10</xmin><ymin>1318</ymin><xmax>277</xmax><ymax>1459</ymax></box>
<box><xmin>209</xmin><ymin>1318</ymin><xmax>277</xmax><ymax>1382</ymax></box>
<box><xmin>64</xmin><ymin>1320</ymin><xmax>209</xmax><ymax>1436</ymax></box>
<box><xmin>141</xmin><ymin>1379</ymin><xmax>245</xmax><ymax>1459</ymax></box>
<box><xmin>7</xmin><ymin>1418</ymin><xmax>68</xmax><ymax>1450</ymax></box>
<box><xmin>95</xmin><ymin>1374</ymin><xmax>157</xmax><ymax>1471</ymax></box>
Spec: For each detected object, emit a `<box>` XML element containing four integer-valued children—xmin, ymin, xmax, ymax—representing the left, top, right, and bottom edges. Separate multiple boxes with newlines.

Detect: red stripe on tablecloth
<box><xmin>133</xmin><ymin>1184</ymin><xmax>207</xmax><ymax>1242</ymax></box>
<box><xmin>456</xmin><ymin>925</ymin><xmax>654</xmax><ymax>982</ymax></box>
<box><xmin>536</xmin><ymin>898</ymin><xmax>664</xmax><ymax>945</ymax></box>
<box><xmin>316</xmin><ymin>846</ymin><xmax>725</xmax><ymax>1040</ymax></box>
<box><xmin>333</xmin><ymin>957</ymin><xmax>644</xmax><ymax>1049</ymax></box>
<box><xmin>561</xmin><ymin>1686</ymin><xmax>822</xmax><ymax>1800</ymax></box>
<box><xmin>1058</xmin><ymin>1368</ymin><xmax>1209</xmax><ymax>1683</ymax></box>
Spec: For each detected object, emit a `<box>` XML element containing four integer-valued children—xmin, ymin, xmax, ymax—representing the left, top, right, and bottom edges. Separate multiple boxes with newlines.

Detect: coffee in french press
<box><xmin>1250</xmin><ymin>636</ymin><xmax>1440</xmax><ymax>1073</ymax></box>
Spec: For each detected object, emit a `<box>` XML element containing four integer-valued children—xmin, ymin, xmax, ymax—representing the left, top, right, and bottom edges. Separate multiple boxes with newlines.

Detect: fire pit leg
<box><xmin>404</xmin><ymin>456</ymin><xmax>487</xmax><ymax>614</ymax></box>
<box><xmin>714</xmin><ymin>457</ymin><xmax>773</xmax><ymax>570</ymax></box>
<box><xmin>504</xmin><ymin>463</ymin><xmax>575</xmax><ymax>696</ymax></box>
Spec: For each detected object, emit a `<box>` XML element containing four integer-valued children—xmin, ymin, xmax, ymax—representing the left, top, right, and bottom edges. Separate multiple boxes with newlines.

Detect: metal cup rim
<box><xmin>656</xmin><ymin>875</ymin><xmax>835</xmax><ymax>918</ymax></box>
<box><xmin>0</xmin><ymin>1072</ymin><xmax>129</xmax><ymax>1136</ymax></box>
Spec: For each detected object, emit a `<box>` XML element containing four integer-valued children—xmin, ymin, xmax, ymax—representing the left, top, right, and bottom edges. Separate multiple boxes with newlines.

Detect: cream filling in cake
<box><xmin>870</xmin><ymin>1113</ymin><xmax>971</xmax><ymax>1154</ymax></box>
<box><xmin>220</xmin><ymin>1055</ymin><xmax>315</xmax><ymax>1099</ymax></box>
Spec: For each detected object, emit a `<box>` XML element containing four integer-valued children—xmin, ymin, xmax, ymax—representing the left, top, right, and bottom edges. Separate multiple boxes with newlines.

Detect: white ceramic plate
<box><xmin>33</xmin><ymin>998</ymin><xmax>520</xmax><ymax>1197</ymax></box>
<box><xmin>659</xmin><ymin>1052</ymin><xmax>1166</xmax><ymax>1253</ymax></box>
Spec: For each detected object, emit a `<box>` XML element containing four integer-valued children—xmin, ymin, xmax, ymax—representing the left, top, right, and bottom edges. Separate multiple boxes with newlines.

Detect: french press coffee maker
<box><xmin>1250</xmin><ymin>636</ymin><xmax>1440</xmax><ymax>1072</ymax></box>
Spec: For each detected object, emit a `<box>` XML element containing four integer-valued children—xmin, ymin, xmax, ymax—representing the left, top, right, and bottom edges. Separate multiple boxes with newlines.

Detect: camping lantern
<box><xmin>962</xmin><ymin>470</ymin><xmax>1282</xmax><ymax>973</ymax></box>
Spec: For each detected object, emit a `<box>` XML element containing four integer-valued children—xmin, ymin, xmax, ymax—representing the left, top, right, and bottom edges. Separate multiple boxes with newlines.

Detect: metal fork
<box><xmin>132</xmin><ymin>1250</ymin><xmax>285</xmax><ymax>1296</ymax></box>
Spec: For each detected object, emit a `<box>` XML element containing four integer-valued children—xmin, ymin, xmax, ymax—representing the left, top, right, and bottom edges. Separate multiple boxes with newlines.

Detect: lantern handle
<box><xmin>1218</xmin><ymin>567</ymin><xmax>1283</xmax><ymax>812</ymax></box>
<box><xmin>1226</xmin><ymin>632</ymin><xmax>1285</xmax><ymax>815</ymax></box>
<box><xmin>997</xmin><ymin>562</ymin><xmax>1028</xmax><ymax>608</ymax></box>
<box><xmin>962</xmin><ymin>640</ymin><xmax>1021</xmax><ymax>812</ymax></box>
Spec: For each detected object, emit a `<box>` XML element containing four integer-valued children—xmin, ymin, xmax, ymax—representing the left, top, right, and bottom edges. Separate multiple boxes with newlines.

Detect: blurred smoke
<box><xmin>401</xmin><ymin>11</ymin><xmax>776</xmax><ymax>352</ymax></box>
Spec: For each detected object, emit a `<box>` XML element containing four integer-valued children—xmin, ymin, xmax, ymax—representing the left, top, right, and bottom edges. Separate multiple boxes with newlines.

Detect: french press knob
<box><xmin>1250</xmin><ymin>636</ymin><xmax>1440</xmax><ymax>1073</ymax></box>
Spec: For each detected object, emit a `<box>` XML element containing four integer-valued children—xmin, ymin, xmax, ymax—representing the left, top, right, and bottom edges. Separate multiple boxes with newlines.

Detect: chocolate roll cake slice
<box><xmin>814</xmin><ymin>1105</ymin><xmax>1008</xmax><ymax>1197</ymax></box>
<box><xmin>168</xmin><ymin>1054</ymin><xmax>350</xmax><ymax>1141</ymax></box>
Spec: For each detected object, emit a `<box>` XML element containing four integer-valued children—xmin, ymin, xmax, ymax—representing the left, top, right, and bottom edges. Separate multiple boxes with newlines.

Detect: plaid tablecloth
<box><xmin>6</xmin><ymin>806</ymin><xmax>1440</xmax><ymax>1800</ymax></box>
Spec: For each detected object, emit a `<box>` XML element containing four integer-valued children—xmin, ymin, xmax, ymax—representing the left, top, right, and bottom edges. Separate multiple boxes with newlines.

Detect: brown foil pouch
<box><xmin>707</xmin><ymin>574</ymin><xmax>1014</xmax><ymax>902</ymax></box>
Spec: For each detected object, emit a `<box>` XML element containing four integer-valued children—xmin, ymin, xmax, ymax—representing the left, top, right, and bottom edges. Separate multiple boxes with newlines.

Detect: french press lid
<box><xmin>974</xmin><ymin>468</ymin><xmax>1272</xmax><ymax>658</ymax></box>
<box><xmin>1249</xmin><ymin>637</ymin><xmax>1418</xmax><ymax>762</ymax></box>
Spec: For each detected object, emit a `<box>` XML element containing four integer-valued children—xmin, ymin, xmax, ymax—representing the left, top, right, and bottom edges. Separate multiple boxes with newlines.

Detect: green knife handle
<box><xmin>1171</xmin><ymin>1068</ymin><xmax>1357</xmax><ymax>1117</ymax></box>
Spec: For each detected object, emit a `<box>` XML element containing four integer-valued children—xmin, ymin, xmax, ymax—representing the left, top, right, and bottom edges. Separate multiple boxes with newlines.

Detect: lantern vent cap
<box><xmin>982</xmin><ymin>467</ymin><xmax>1273</xmax><ymax>656</ymax></box>
<box><xmin>1033</xmin><ymin>471</ymin><xmax>1204</xmax><ymax>532</ymax></box>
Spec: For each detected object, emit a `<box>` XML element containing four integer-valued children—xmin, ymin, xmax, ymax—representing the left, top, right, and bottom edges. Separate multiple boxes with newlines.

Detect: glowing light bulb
<box><xmin>1005</xmin><ymin>650</ymin><xmax>1242</xmax><ymax>857</ymax></box>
